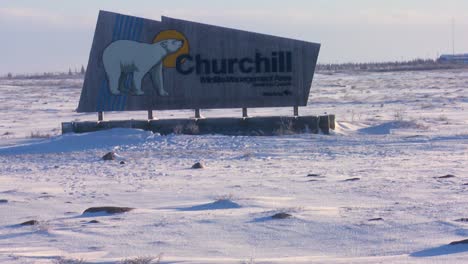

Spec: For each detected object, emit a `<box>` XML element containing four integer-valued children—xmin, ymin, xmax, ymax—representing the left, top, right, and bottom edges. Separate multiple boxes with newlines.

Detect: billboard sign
<box><xmin>77</xmin><ymin>11</ymin><xmax>320</xmax><ymax>112</ymax></box>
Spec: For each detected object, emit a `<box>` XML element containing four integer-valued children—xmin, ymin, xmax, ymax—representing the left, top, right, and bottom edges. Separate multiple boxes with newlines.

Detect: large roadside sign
<box><xmin>77</xmin><ymin>11</ymin><xmax>320</xmax><ymax>112</ymax></box>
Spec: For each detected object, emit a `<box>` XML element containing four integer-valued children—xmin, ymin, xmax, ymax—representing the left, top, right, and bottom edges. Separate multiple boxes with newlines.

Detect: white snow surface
<box><xmin>0</xmin><ymin>70</ymin><xmax>467</xmax><ymax>263</ymax></box>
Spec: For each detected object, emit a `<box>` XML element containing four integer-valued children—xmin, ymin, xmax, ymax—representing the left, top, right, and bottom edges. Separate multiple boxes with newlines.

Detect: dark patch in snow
<box><xmin>449</xmin><ymin>239</ymin><xmax>468</xmax><ymax>245</ymax></box>
<box><xmin>37</xmin><ymin>194</ymin><xmax>55</xmax><ymax>199</ymax></box>
<box><xmin>252</xmin><ymin>212</ymin><xmax>295</xmax><ymax>222</ymax></box>
<box><xmin>271</xmin><ymin>212</ymin><xmax>292</xmax><ymax>219</ymax></box>
<box><xmin>19</xmin><ymin>220</ymin><xmax>39</xmax><ymax>226</ymax></box>
<box><xmin>404</xmin><ymin>135</ymin><xmax>426</xmax><ymax>139</ymax></box>
<box><xmin>88</xmin><ymin>220</ymin><xmax>100</xmax><ymax>224</ymax></box>
<box><xmin>82</xmin><ymin>206</ymin><xmax>134</xmax><ymax>215</ymax></box>
<box><xmin>0</xmin><ymin>199</ymin><xmax>8</xmax><ymax>203</ymax></box>
<box><xmin>307</xmin><ymin>174</ymin><xmax>326</xmax><ymax>180</ymax></box>
<box><xmin>344</xmin><ymin>178</ymin><xmax>360</xmax><ymax>182</ymax></box>
<box><xmin>436</xmin><ymin>174</ymin><xmax>456</xmax><ymax>179</ymax></box>
<box><xmin>192</xmin><ymin>162</ymin><xmax>205</xmax><ymax>169</ymax></box>
<box><xmin>102</xmin><ymin>152</ymin><xmax>116</xmax><ymax>161</ymax></box>
<box><xmin>368</xmin><ymin>217</ymin><xmax>383</xmax><ymax>221</ymax></box>
<box><xmin>454</xmin><ymin>218</ymin><xmax>468</xmax><ymax>222</ymax></box>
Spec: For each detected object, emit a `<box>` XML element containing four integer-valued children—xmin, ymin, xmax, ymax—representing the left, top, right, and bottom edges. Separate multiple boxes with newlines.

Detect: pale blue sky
<box><xmin>1</xmin><ymin>0</ymin><xmax>467</xmax><ymax>74</ymax></box>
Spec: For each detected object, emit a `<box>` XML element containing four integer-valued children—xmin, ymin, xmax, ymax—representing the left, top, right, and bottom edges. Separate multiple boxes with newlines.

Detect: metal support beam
<box><xmin>195</xmin><ymin>109</ymin><xmax>201</xmax><ymax>119</ymax></box>
<box><xmin>293</xmin><ymin>106</ymin><xmax>299</xmax><ymax>117</ymax></box>
<box><xmin>98</xmin><ymin>112</ymin><xmax>103</xmax><ymax>121</ymax></box>
<box><xmin>148</xmin><ymin>110</ymin><xmax>153</xmax><ymax>120</ymax></box>
<box><xmin>242</xmin><ymin>108</ymin><xmax>248</xmax><ymax>118</ymax></box>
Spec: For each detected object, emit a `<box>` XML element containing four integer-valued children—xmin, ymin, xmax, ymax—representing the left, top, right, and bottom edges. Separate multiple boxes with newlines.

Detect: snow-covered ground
<box><xmin>0</xmin><ymin>70</ymin><xmax>467</xmax><ymax>263</ymax></box>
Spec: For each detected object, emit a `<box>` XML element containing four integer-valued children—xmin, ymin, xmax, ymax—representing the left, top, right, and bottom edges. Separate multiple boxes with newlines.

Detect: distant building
<box><xmin>438</xmin><ymin>54</ymin><xmax>468</xmax><ymax>64</ymax></box>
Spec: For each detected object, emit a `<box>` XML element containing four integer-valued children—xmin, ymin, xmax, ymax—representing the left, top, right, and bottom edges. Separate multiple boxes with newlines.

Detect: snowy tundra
<box><xmin>0</xmin><ymin>69</ymin><xmax>467</xmax><ymax>263</ymax></box>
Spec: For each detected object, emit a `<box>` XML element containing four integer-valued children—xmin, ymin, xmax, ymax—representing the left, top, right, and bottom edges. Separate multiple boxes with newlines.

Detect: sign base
<box><xmin>62</xmin><ymin>115</ymin><xmax>335</xmax><ymax>136</ymax></box>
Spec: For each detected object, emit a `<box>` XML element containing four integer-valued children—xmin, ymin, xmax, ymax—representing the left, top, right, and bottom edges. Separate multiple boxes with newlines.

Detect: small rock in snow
<box><xmin>102</xmin><ymin>152</ymin><xmax>116</xmax><ymax>161</ymax></box>
<box><xmin>0</xmin><ymin>199</ymin><xmax>8</xmax><ymax>203</ymax></box>
<box><xmin>436</xmin><ymin>174</ymin><xmax>456</xmax><ymax>179</ymax></box>
<box><xmin>271</xmin><ymin>212</ymin><xmax>292</xmax><ymax>219</ymax></box>
<box><xmin>20</xmin><ymin>220</ymin><xmax>39</xmax><ymax>226</ymax></box>
<box><xmin>120</xmin><ymin>161</ymin><xmax>125</xmax><ymax>164</ymax></box>
<box><xmin>88</xmin><ymin>220</ymin><xmax>100</xmax><ymax>224</ymax></box>
<box><xmin>344</xmin><ymin>178</ymin><xmax>360</xmax><ymax>182</ymax></box>
<box><xmin>368</xmin><ymin>217</ymin><xmax>384</xmax><ymax>221</ymax></box>
<box><xmin>192</xmin><ymin>162</ymin><xmax>205</xmax><ymax>169</ymax></box>
<box><xmin>455</xmin><ymin>218</ymin><xmax>468</xmax><ymax>222</ymax></box>
<box><xmin>83</xmin><ymin>206</ymin><xmax>134</xmax><ymax>215</ymax></box>
<box><xmin>449</xmin><ymin>239</ymin><xmax>468</xmax><ymax>245</ymax></box>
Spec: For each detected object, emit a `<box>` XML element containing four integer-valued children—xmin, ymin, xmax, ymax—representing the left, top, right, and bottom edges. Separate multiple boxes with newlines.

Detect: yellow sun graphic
<box><xmin>153</xmin><ymin>30</ymin><xmax>189</xmax><ymax>68</ymax></box>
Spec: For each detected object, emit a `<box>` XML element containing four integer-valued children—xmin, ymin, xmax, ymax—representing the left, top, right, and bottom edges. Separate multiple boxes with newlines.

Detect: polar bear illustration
<box><xmin>102</xmin><ymin>39</ymin><xmax>183</xmax><ymax>96</ymax></box>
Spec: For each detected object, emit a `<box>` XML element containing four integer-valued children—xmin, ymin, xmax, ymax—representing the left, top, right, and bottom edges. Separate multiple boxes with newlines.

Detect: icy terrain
<box><xmin>0</xmin><ymin>70</ymin><xmax>467</xmax><ymax>263</ymax></box>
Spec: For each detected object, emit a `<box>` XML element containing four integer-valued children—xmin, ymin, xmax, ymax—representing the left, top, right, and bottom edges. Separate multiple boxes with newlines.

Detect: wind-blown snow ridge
<box><xmin>358</xmin><ymin>120</ymin><xmax>426</xmax><ymax>135</ymax></box>
<box><xmin>0</xmin><ymin>128</ymin><xmax>156</xmax><ymax>154</ymax></box>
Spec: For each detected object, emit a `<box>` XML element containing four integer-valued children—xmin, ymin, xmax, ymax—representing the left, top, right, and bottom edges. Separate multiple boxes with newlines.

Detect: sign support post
<box><xmin>293</xmin><ymin>106</ymin><xmax>299</xmax><ymax>117</ymax></box>
<box><xmin>242</xmin><ymin>108</ymin><xmax>248</xmax><ymax>118</ymax></box>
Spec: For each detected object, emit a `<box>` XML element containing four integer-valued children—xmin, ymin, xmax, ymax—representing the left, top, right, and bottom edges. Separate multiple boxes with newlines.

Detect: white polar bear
<box><xmin>102</xmin><ymin>39</ymin><xmax>183</xmax><ymax>96</ymax></box>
